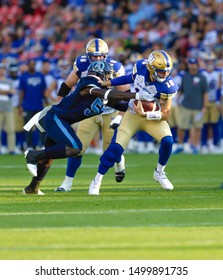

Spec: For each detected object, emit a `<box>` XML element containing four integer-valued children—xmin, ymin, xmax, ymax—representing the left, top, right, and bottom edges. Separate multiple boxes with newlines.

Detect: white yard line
<box><xmin>0</xmin><ymin>208</ymin><xmax>222</xmax><ymax>216</ymax></box>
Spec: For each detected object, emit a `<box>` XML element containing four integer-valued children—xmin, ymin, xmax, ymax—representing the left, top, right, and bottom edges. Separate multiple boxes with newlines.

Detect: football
<box><xmin>134</xmin><ymin>100</ymin><xmax>160</xmax><ymax>112</ymax></box>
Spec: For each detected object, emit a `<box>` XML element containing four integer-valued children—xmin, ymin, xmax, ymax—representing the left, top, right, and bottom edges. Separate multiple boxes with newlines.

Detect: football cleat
<box><xmin>23</xmin><ymin>186</ymin><xmax>45</xmax><ymax>195</ymax></box>
<box><xmin>115</xmin><ymin>171</ymin><xmax>125</xmax><ymax>183</ymax></box>
<box><xmin>114</xmin><ymin>155</ymin><xmax>125</xmax><ymax>183</ymax></box>
<box><xmin>88</xmin><ymin>179</ymin><xmax>101</xmax><ymax>195</ymax></box>
<box><xmin>153</xmin><ymin>169</ymin><xmax>174</xmax><ymax>190</ymax></box>
<box><xmin>55</xmin><ymin>176</ymin><xmax>73</xmax><ymax>192</ymax></box>
<box><xmin>24</xmin><ymin>150</ymin><xmax>38</xmax><ymax>177</ymax></box>
<box><xmin>55</xmin><ymin>186</ymin><xmax>71</xmax><ymax>192</ymax></box>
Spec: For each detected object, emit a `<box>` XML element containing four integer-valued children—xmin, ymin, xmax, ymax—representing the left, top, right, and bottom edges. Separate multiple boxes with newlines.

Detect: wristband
<box><xmin>145</xmin><ymin>111</ymin><xmax>161</xmax><ymax>120</ymax></box>
<box><xmin>103</xmin><ymin>89</ymin><xmax>112</xmax><ymax>104</ymax></box>
<box><xmin>89</xmin><ymin>86</ymin><xmax>99</xmax><ymax>95</ymax></box>
<box><xmin>135</xmin><ymin>92</ymin><xmax>139</xmax><ymax>100</ymax></box>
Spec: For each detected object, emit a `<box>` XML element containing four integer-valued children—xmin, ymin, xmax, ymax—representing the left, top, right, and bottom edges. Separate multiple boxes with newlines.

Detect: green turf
<box><xmin>0</xmin><ymin>153</ymin><xmax>223</xmax><ymax>260</ymax></box>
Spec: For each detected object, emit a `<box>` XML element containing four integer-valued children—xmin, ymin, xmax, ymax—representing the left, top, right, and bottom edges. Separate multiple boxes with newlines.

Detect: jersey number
<box><xmin>166</xmin><ymin>80</ymin><xmax>175</xmax><ymax>88</ymax></box>
<box><xmin>84</xmin><ymin>98</ymin><xmax>103</xmax><ymax>117</ymax></box>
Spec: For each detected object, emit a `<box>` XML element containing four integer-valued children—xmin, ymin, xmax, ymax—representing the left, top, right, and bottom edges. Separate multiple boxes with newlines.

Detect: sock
<box><xmin>98</xmin><ymin>143</ymin><xmax>124</xmax><ymax>175</ymax></box>
<box><xmin>211</xmin><ymin>123</ymin><xmax>219</xmax><ymax>146</ymax></box>
<box><xmin>63</xmin><ymin>175</ymin><xmax>74</xmax><ymax>185</ymax></box>
<box><xmin>95</xmin><ymin>172</ymin><xmax>103</xmax><ymax>183</ymax></box>
<box><xmin>158</xmin><ymin>136</ymin><xmax>173</xmax><ymax>166</ymax></box>
<box><xmin>26</xmin><ymin>160</ymin><xmax>52</xmax><ymax>190</ymax></box>
<box><xmin>156</xmin><ymin>163</ymin><xmax>165</xmax><ymax>173</ymax></box>
<box><xmin>66</xmin><ymin>156</ymin><xmax>82</xmax><ymax>177</ymax></box>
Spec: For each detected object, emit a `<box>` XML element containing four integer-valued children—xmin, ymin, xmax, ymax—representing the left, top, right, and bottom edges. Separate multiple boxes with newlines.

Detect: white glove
<box><xmin>109</xmin><ymin>115</ymin><xmax>123</xmax><ymax>130</ymax></box>
<box><xmin>135</xmin><ymin>85</ymin><xmax>157</xmax><ymax>101</ymax></box>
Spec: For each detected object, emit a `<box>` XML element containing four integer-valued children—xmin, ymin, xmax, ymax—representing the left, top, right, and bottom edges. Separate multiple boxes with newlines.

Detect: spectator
<box><xmin>174</xmin><ymin>57</ymin><xmax>208</xmax><ymax>154</ymax></box>
<box><xmin>18</xmin><ymin>59</ymin><xmax>47</xmax><ymax>150</ymax></box>
<box><xmin>200</xmin><ymin>52</ymin><xmax>222</xmax><ymax>154</ymax></box>
<box><xmin>0</xmin><ymin>62</ymin><xmax>16</xmax><ymax>154</ymax></box>
<box><xmin>8</xmin><ymin>62</ymin><xmax>25</xmax><ymax>153</ymax></box>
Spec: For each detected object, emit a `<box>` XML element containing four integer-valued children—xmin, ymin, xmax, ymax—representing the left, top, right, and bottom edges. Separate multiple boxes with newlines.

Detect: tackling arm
<box><xmin>80</xmin><ymin>86</ymin><xmax>135</xmax><ymax>101</ymax></box>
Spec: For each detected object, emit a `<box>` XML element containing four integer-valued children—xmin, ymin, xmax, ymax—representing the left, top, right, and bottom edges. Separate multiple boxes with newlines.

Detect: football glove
<box><xmin>135</xmin><ymin>85</ymin><xmax>157</xmax><ymax>101</ymax></box>
<box><xmin>109</xmin><ymin>115</ymin><xmax>123</xmax><ymax>130</ymax></box>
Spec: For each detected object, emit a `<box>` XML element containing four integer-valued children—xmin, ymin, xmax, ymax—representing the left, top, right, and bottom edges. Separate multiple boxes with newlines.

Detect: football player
<box><xmin>200</xmin><ymin>52</ymin><xmax>222</xmax><ymax>154</ymax></box>
<box><xmin>23</xmin><ymin>61</ymin><xmax>151</xmax><ymax>195</ymax></box>
<box><xmin>88</xmin><ymin>50</ymin><xmax>179</xmax><ymax>195</ymax></box>
<box><xmin>54</xmin><ymin>38</ymin><xmax>129</xmax><ymax>192</ymax></box>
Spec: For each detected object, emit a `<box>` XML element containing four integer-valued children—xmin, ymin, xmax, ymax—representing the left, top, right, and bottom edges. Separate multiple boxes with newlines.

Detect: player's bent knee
<box><xmin>100</xmin><ymin>143</ymin><xmax>124</xmax><ymax>168</ymax></box>
<box><xmin>161</xmin><ymin>136</ymin><xmax>173</xmax><ymax>149</ymax></box>
<box><xmin>66</xmin><ymin>147</ymin><xmax>82</xmax><ymax>157</ymax></box>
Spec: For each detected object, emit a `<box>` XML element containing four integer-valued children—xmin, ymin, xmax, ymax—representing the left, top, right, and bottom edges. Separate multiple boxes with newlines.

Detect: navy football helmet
<box><xmin>87</xmin><ymin>61</ymin><xmax>113</xmax><ymax>81</ymax></box>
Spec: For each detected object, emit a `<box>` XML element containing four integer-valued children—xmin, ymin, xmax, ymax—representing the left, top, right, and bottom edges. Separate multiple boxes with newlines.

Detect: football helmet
<box><xmin>87</xmin><ymin>61</ymin><xmax>113</xmax><ymax>81</ymax></box>
<box><xmin>147</xmin><ymin>50</ymin><xmax>173</xmax><ymax>82</ymax></box>
<box><xmin>130</xmin><ymin>52</ymin><xmax>143</xmax><ymax>63</ymax></box>
<box><xmin>86</xmin><ymin>38</ymin><xmax>109</xmax><ymax>62</ymax></box>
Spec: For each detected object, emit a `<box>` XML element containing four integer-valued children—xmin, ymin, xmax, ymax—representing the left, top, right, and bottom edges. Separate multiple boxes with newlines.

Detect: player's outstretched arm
<box><xmin>81</xmin><ymin>86</ymin><xmax>135</xmax><ymax>101</ymax></box>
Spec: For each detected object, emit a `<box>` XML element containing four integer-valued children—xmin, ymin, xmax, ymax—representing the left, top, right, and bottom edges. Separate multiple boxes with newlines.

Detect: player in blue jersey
<box><xmin>54</xmin><ymin>38</ymin><xmax>129</xmax><ymax>192</ymax></box>
<box><xmin>88</xmin><ymin>50</ymin><xmax>179</xmax><ymax>195</ymax></box>
<box><xmin>23</xmin><ymin>61</ymin><xmax>151</xmax><ymax>194</ymax></box>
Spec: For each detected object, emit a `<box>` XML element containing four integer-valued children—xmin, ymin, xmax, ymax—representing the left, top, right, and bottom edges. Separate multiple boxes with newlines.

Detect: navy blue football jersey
<box><xmin>51</xmin><ymin>76</ymin><xmax>104</xmax><ymax>124</ymax></box>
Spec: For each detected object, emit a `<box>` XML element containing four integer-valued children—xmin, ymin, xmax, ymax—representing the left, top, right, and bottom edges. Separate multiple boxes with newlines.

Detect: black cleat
<box><xmin>23</xmin><ymin>185</ymin><xmax>44</xmax><ymax>195</ymax></box>
<box><xmin>115</xmin><ymin>170</ymin><xmax>125</xmax><ymax>183</ymax></box>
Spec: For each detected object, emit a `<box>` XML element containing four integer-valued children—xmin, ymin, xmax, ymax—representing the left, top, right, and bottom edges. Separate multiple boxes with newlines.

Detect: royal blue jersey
<box><xmin>74</xmin><ymin>55</ymin><xmax>125</xmax><ymax>78</ymax></box>
<box><xmin>51</xmin><ymin>76</ymin><xmax>105</xmax><ymax>124</ymax></box>
<box><xmin>19</xmin><ymin>71</ymin><xmax>46</xmax><ymax>111</ymax></box>
<box><xmin>132</xmin><ymin>60</ymin><xmax>179</xmax><ymax>100</ymax></box>
<box><xmin>111</xmin><ymin>59</ymin><xmax>179</xmax><ymax>101</ymax></box>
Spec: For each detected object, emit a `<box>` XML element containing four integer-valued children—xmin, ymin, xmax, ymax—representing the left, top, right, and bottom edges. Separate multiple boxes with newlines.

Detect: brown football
<box><xmin>134</xmin><ymin>100</ymin><xmax>160</xmax><ymax>112</ymax></box>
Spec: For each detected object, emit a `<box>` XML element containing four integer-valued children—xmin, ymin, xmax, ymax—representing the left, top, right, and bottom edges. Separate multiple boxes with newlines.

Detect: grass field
<box><xmin>0</xmin><ymin>153</ymin><xmax>223</xmax><ymax>260</ymax></box>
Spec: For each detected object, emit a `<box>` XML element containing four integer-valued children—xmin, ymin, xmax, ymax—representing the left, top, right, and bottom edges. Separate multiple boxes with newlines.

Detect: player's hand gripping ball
<box><xmin>133</xmin><ymin>100</ymin><xmax>160</xmax><ymax>112</ymax></box>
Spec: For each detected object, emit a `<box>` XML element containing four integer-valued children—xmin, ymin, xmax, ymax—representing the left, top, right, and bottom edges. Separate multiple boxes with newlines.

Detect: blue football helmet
<box><xmin>87</xmin><ymin>61</ymin><xmax>113</xmax><ymax>81</ymax></box>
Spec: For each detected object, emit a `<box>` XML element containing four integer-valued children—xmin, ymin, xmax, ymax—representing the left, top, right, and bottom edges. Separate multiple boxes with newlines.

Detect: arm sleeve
<box><xmin>111</xmin><ymin>74</ymin><xmax>134</xmax><ymax>86</ymax></box>
<box><xmin>57</xmin><ymin>82</ymin><xmax>71</xmax><ymax>97</ymax></box>
<box><xmin>107</xmin><ymin>100</ymin><xmax>129</xmax><ymax>112</ymax></box>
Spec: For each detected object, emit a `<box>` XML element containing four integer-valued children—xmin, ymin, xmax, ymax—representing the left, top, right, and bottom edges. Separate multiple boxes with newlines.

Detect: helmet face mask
<box><xmin>147</xmin><ymin>50</ymin><xmax>173</xmax><ymax>82</ymax></box>
<box><xmin>86</xmin><ymin>38</ymin><xmax>109</xmax><ymax>63</ymax></box>
<box><xmin>87</xmin><ymin>61</ymin><xmax>113</xmax><ymax>81</ymax></box>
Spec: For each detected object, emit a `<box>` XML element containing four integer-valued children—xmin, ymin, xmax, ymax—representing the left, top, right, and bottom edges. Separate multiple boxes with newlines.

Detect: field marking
<box><xmin>1</xmin><ymin>222</ymin><xmax>223</xmax><ymax>232</ymax></box>
<box><xmin>0</xmin><ymin>208</ymin><xmax>223</xmax><ymax>216</ymax></box>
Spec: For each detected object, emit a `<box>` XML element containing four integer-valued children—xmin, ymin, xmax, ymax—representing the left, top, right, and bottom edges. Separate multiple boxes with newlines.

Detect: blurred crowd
<box><xmin>0</xmin><ymin>0</ymin><xmax>223</xmax><ymax>155</ymax></box>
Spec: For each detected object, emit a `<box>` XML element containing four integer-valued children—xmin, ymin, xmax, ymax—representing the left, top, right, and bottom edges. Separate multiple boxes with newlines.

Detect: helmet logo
<box><xmin>148</xmin><ymin>54</ymin><xmax>155</xmax><ymax>64</ymax></box>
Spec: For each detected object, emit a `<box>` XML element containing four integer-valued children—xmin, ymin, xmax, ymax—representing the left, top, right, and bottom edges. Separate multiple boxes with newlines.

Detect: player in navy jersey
<box><xmin>23</xmin><ymin>61</ymin><xmax>151</xmax><ymax>195</ymax></box>
<box><xmin>88</xmin><ymin>50</ymin><xmax>179</xmax><ymax>195</ymax></box>
<box><xmin>54</xmin><ymin>38</ymin><xmax>129</xmax><ymax>192</ymax></box>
